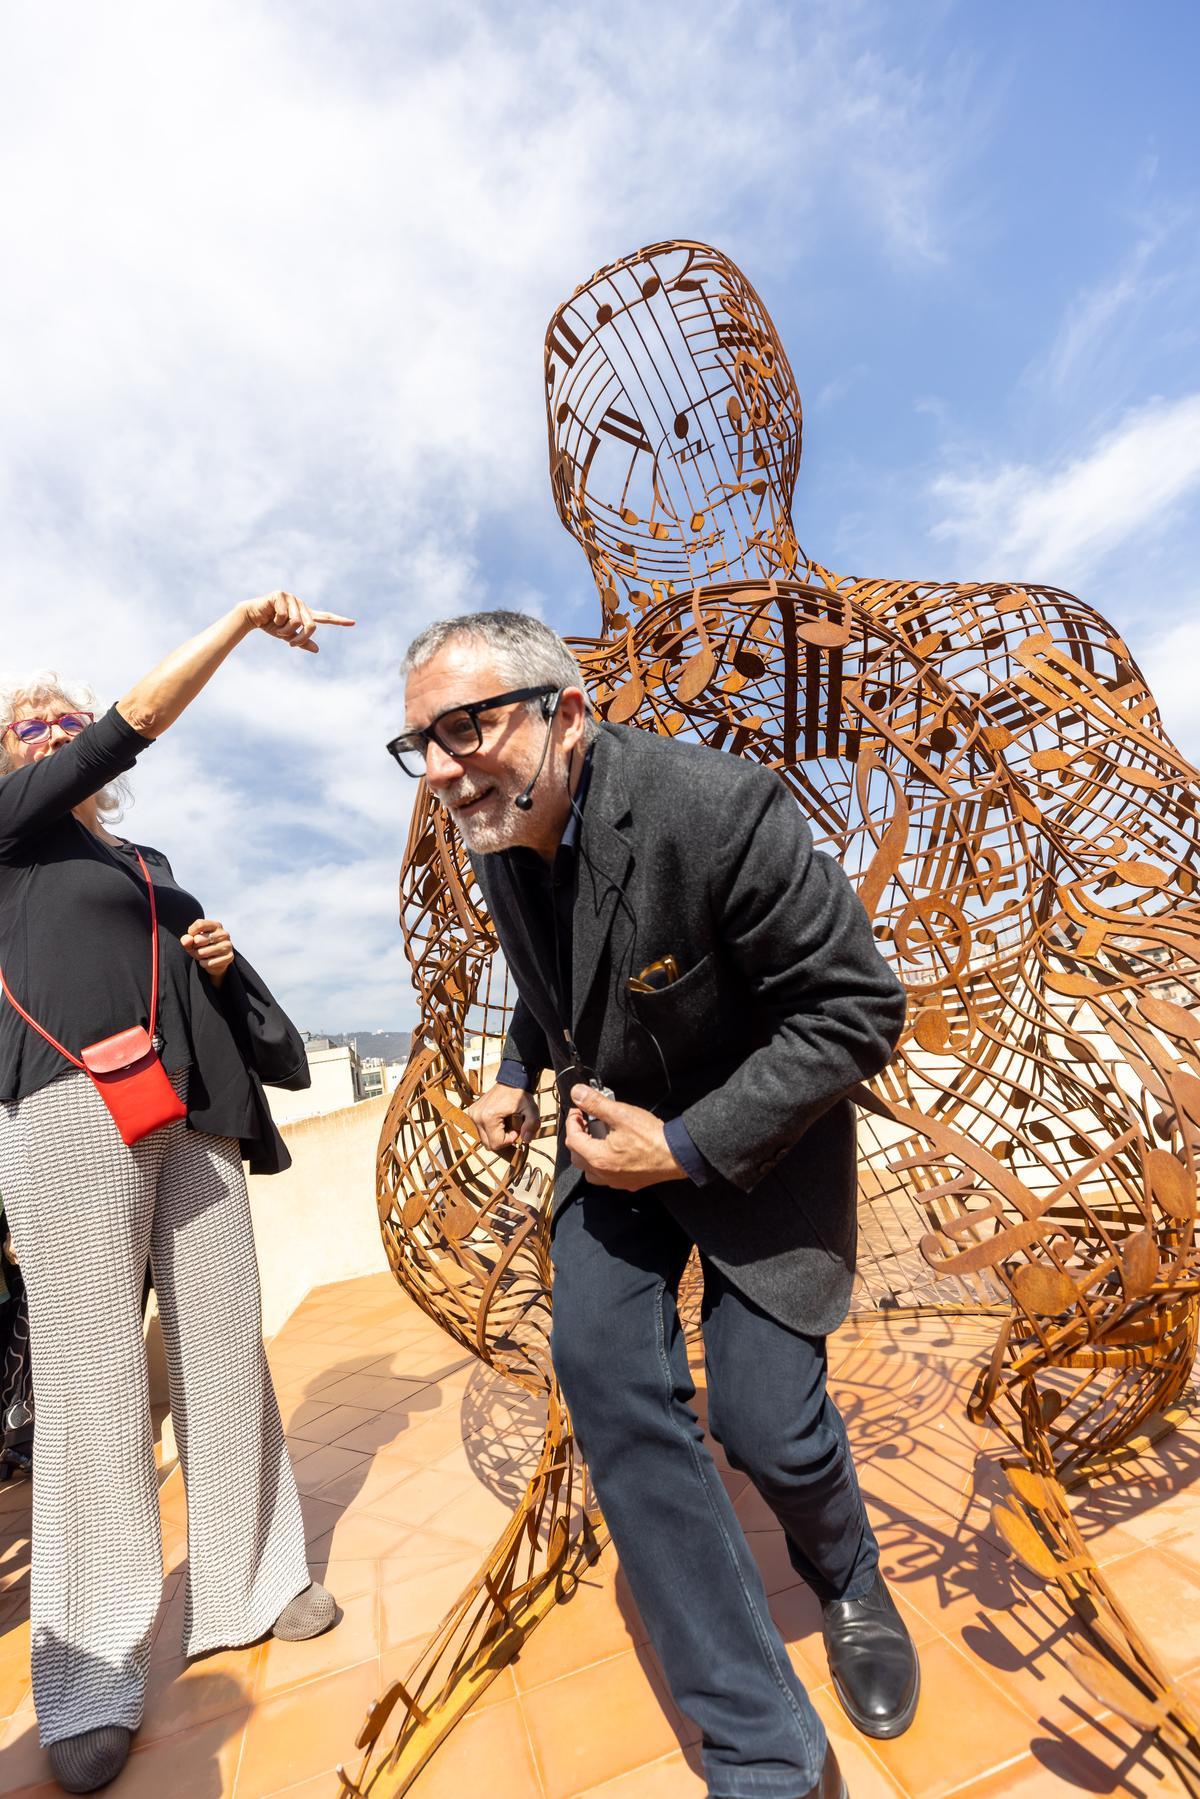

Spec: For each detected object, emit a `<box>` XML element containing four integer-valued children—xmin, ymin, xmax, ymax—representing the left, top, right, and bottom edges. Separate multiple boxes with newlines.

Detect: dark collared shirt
<box><xmin>496</xmin><ymin>744</ymin><xmax>711</xmax><ymax>1185</ymax></box>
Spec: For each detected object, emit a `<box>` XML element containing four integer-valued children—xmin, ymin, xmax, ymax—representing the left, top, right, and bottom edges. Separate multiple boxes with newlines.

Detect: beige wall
<box><xmin>147</xmin><ymin>1092</ymin><xmax>392</xmax><ymax>1423</ymax></box>
<box><xmin>267</xmin><ymin>1044</ymin><xmax>361</xmax><ymax>1127</ymax></box>
<box><xmin>248</xmin><ymin>1092</ymin><xmax>392</xmax><ymax>1337</ymax></box>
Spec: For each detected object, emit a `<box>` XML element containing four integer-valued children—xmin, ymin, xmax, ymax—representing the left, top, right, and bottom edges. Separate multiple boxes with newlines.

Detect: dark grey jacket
<box><xmin>470</xmin><ymin>722</ymin><xmax>907</xmax><ymax>1335</ymax></box>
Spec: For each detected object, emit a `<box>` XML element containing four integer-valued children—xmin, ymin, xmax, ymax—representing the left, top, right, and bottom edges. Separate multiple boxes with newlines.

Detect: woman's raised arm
<box><xmin>117</xmin><ymin>593</ymin><xmax>354</xmax><ymax>739</ymax></box>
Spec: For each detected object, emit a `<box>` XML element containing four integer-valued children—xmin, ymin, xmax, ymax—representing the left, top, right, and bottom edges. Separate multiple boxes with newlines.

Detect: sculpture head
<box><xmin>544</xmin><ymin>240</ymin><xmax>805</xmax><ymax>628</ymax></box>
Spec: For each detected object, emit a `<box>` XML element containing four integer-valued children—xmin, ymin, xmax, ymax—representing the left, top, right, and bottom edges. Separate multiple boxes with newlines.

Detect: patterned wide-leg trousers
<box><xmin>0</xmin><ymin>1069</ymin><xmax>311</xmax><ymax>1746</ymax></box>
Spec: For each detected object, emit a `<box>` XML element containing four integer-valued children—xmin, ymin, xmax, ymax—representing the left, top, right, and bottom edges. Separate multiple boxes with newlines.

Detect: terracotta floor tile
<box><xmin>999</xmin><ymin>1707</ymin><xmax>1193</xmax><ymax>1799</ymax></box>
<box><xmin>279</xmin><ymin>1399</ymin><xmax>334</xmax><ymax>1435</ymax></box>
<box><xmin>256</xmin><ymin>1590</ymin><xmax>379</xmax><ymax>1699</ymax></box>
<box><xmin>860</xmin><ymin>1636</ymin><xmax>1037</xmax><ymax>1797</ymax></box>
<box><xmin>292</xmin><ymin>1446</ymin><xmax>371</xmax><ymax>1496</ymax></box>
<box><xmin>298</xmin><ymin>1495</ymin><xmax>348</xmax><ymax>1546</ymax></box>
<box><xmin>375</xmin><ymin>1531</ymin><xmax>495</xmax><ymax>1586</ymax></box>
<box><xmin>0</xmin><ymin>1710</ymin><xmax>51</xmax><ymax>1791</ymax></box>
<box><xmin>0</xmin><ymin>1626</ymin><xmax>32</xmax><ymax>1719</ymax></box>
<box><xmin>767</xmin><ymin>1580</ymin><xmax>834</xmax><ymax>1689</ymax></box>
<box><xmin>394</xmin><ymin>1695</ymin><xmax>543</xmax><ymax>1799</ymax></box>
<box><xmin>151</xmin><ymin>1578</ymin><xmax>189</xmax><ymax>1656</ymax></box>
<box><xmin>572</xmin><ymin>1746</ymin><xmax>707</xmax><ymax>1798</ymax></box>
<box><xmin>309</xmin><ymin>1558</ymin><xmax>379</xmax><ymax>1606</ymax></box>
<box><xmin>312</xmin><ymin>1453</ymin><xmax>424</xmax><ymax>1512</ymax></box>
<box><xmin>1160</xmin><ymin>1517</ymin><xmax>1200</xmax><ymax>1577</ymax></box>
<box><xmin>329</xmin><ymin>1410</ymin><xmax>434</xmax><ymax>1457</ymax></box>
<box><xmin>511</xmin><ymin>1568</ymin><xmax>648</xmax><ymax>1693</ymax></box>
<box><xmin>519</xmin><ymin>1648</ymin><xmax>696</xmax><ymax>1799</ymax></box>
<box><xmin>957</xmin><ymin>1727</ymin><xmax>1182</xmax><ymax>1797</ymax></box>
<box><xmin>309</xmin><ymin>1373</ymin><xmax>432</xmax><ymax>1414</ymax></box>
<box><xmin>290</xmin><ymin>1405</ymin><xmax>382</xmax><ymax>1449</ymax></box>
<box><xmin>419</xmin><ymin>1476</ymin><xmax>520</xmax><ymax>1548</ymax></box>
<box><xmin>114</xmin><ymin>1709</ymin><xmax>248</xmax><ymax>1797</ymax></box>
<box><xmin>323</xmin><ymin>1510</ymin><xmax>414</xmax><ymax>1561</ymax></box>
<box><xmin>141</xmin><ymin>1643</ymin><xmax>262</xmax><ymax>1745</ymax></box>
<box><xmin>235</xmin><ymin>1658</ymin><xmax>381</xmax><ymax>1797</ymax></box>
<box><xmin>378</xmin><ymin>1347</ymin><xmax>473</xmax><ymax>1383</ymax></box>
<box><xmin>812</xmin><ymin>1713</ymin><xmax>906</xmax><ymax>1799</ymax></box>
<box><xmin>357</xmin><ymin>1466</ymin><xmax>475</xmax><ymax>1529</ymax></box>
<box><xmin>386</xmin><ymin>1409</ymin><xmax>481</xmax><ymax>1466</ymax></box>
<box><xmin>379</xmin><ymin>1554</ymin><xmax>483</xmax><ymax>1650</ymax></box>
<box><xmin>1100</xmin><ymin>1547</ymin><xmax>1200</xmax><ymax>1685</ymax></box>
<box><xmin>920</xmin><ymin>1558</ymin><xmax>1110</xmax><ymax>1735</ymax></box>
<box><xmin>254</xmin><ymin>1773</ymin><xmax>348</xmax><ymax>1799</ymax></box>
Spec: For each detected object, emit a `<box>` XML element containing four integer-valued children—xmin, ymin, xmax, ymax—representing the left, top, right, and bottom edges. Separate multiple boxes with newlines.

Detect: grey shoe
<box><xmin>48</xmin><ymin>1726</ymin><xmax>131</xmax><ymax>1793</ymax></box>
<box><xmin>272</xmin><ymin>1581</ymin><xmax>337</xmax><ymax>1641</ymax></box>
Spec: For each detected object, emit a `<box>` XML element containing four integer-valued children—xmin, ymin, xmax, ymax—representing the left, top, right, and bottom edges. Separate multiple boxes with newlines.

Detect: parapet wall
<box><xmin>248</xmin><ymin>1093</ymin><xmax>392</xmax><ymax>1337</ymax></box>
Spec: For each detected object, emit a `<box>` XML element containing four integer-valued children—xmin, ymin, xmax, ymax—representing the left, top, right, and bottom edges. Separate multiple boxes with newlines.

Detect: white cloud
<box><xmin>1139</xmin><ymin>616</ymin><xmax>1200</xmax><ymax>767</ymax></box>
<box><xmin>0</xmin><ymin>0</ymin><xmax>977</xmax><ymax>1025</ymax></box>
<box><xmin>1041</xmin><ymin>234</ymin><xmax>1166</xmax><ymax>395</ymax></box>
<box><xmin>929</xmin><ymin>392</ymin><xmax>1200</xmax><ymax>588</ymax></box>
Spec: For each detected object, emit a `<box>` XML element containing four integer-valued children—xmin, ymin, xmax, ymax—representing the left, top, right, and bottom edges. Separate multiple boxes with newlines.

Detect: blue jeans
<box><xmin>551</xmin><ymin>1186</ymin><xmax>879</xmax><ymax>1798</ymax></box>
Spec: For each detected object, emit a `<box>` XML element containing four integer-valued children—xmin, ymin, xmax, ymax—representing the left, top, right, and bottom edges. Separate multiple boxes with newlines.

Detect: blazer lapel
<box><xmin>571</xmin><ymin>728</ymin><xmax>634</xmax><ymax>1035</ymax></box>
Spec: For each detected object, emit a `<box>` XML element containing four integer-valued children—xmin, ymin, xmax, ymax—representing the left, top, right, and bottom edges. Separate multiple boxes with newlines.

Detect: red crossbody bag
<box><xmin>0</xmin><ymin>847</ymin><xmax>188</xmax><ymax>1146</ymax></box>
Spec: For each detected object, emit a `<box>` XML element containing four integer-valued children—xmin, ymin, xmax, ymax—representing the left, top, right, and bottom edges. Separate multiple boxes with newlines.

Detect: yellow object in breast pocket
<box><xmin>627</xmin><ymin>955</ymin><xmax>681</xmax><ymax>995</ymax></box>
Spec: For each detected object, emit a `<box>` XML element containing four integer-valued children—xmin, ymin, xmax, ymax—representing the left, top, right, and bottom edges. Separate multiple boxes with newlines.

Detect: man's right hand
<box><xmin>466</xmin><ymin>1082</ymin><xmax>540</xmax><ymax>1151</ymax></box>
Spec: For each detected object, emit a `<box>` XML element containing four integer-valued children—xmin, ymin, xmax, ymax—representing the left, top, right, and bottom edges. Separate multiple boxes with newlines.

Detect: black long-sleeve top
<box><xmin>0</xmin><ymin>706</ymin><xmax>306</xmax><ymax>1172</ymax></box>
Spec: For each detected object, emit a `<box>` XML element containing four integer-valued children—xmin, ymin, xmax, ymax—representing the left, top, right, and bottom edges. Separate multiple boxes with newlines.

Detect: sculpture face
<box><xmin>360</xmin><ymin>239</ymin><xmax>1200</xmax><ymax>1790</ymax></box>
<box><xmin>545</xmin><ymin>241</ymin><xmax>805</xmax><ymax>622</ymax></box>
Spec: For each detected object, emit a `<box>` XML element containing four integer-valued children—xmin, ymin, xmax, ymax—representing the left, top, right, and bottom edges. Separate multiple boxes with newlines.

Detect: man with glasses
<box><xmin>393</xmin><ymin>611</ymin><xmax>916</xmax><ymax>1799</ymax></box>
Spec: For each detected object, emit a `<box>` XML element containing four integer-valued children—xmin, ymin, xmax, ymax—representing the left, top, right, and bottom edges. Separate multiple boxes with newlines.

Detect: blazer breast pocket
<box><xmin>628</xmin><ymin>950</ymin><xmax>722</xmax><ymax>1042</ymax></box>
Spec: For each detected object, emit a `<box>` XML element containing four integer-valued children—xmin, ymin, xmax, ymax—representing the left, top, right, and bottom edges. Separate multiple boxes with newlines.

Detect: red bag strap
<box><xmin>0</xmin><ymin>846</ymin><xmax>161</xmax><ymax>1069</ymax></box>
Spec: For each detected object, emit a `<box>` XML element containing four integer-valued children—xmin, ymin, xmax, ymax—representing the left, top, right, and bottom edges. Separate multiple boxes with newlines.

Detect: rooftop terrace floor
<box><xmin>1</xmin><ymin>1274</ymin><xmax>1198</xmax><ymax>1797</ymax></box>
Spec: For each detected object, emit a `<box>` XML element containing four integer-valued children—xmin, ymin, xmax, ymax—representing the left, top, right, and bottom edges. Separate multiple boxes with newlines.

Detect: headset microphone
<box><xmin>515</xmin><ymin>692</ymin><xmax>562</xmax><ymax>811</ymax></box>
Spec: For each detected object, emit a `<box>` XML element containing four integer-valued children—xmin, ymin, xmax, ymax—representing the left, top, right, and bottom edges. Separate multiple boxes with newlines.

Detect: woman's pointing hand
<box><xmin>242</xmin><ymin>592</ymin><xmax>356</xmax><ymax>653</ymax></box>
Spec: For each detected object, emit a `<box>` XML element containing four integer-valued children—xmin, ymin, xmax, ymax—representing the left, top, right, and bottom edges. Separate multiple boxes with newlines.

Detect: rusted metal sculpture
<box><xmin>343</xmin><ymin>240</ymin><xmax>1200</xmax><ymax>1796</ymax></box>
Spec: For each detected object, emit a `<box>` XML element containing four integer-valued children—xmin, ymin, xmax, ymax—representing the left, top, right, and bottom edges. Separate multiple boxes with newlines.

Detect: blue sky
<box><xmin>2</xmin><ymin>1</ymin><xmax>1198</xmax><ymax>1029</ymax></box>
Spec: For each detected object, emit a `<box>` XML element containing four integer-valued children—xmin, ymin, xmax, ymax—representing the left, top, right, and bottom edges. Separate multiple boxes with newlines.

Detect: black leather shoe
<box><xmin>712</xmin><ymin>1740</ymin><xmax>846</xmax><ymax>1799</ymax></box>
<box><xmin>822</xmin><ymin>1569</ymin><xmax>920</xmax><ymax>1738</ymax></box>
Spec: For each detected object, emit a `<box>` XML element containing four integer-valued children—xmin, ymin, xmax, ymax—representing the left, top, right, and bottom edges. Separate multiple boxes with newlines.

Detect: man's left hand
<box><xmin>565</xmin><ymin>1085</ymin><xmax>686</xmax><ymax>1191</ymax></box>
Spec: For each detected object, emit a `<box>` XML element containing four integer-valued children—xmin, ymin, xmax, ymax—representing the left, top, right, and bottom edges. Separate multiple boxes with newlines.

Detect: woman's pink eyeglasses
<box><xmin>3</xmin><ymin>711</ymin><xmax>94</xmax><ymax>745</ymax></box>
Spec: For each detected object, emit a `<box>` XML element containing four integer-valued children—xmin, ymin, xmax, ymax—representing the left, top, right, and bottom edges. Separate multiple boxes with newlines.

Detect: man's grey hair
<box><xmin>400</xmin><ymin>611</ymin><xmax>599</xmax><ymax>740</ymax></box>
<box><xmin>0</xmin><ymin>670</ymin><xmax>128</xmax><ymax>818</ymax></box>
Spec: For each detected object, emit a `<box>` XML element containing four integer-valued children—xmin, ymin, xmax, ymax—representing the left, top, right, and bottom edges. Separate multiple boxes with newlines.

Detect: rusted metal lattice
<box><xmin>343</xmin><ymin>241</ymin><xmax>1200</xmax><ymax>1795</ymax></box>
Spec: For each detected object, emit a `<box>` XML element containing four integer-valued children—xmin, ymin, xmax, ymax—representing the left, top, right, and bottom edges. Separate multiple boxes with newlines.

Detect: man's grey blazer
<box><xmin>469</xmin><ymin>722</ymin><xmax>907</xmax><ymax>1337</ymax></box>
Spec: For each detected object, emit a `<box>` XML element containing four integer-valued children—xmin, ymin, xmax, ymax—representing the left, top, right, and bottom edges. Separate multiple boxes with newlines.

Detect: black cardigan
<box><xmin>0</xmin><ymin>707</ymin><xmax>308</xmax><ymax>1173</ymax></box>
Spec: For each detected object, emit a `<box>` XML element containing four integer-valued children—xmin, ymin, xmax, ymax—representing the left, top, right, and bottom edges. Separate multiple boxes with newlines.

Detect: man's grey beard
<box><xmin>442</xmin><ymin>749</ymin><xmax>546</xmax><ymax>852</ymax></box>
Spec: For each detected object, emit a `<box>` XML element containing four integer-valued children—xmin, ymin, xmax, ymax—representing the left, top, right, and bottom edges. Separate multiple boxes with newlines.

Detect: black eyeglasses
<box><xmin>387</xmin><ymin>685</ymin><xmax>558</xmax><ymax>777</ymax></box>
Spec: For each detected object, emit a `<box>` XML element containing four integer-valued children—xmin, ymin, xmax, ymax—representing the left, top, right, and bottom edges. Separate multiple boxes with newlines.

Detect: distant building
<box><xmin>356</xmin><ymin>1055</ymin><xmax>410</xmax><ymax>1101</ymax></box>
<box><xmin>265</xmin><ymin>1033</ymin><xmax>415</xmax><ymax>1126</ymax></box>
<box><xmin>267</xmin><ymin>1041</ymin><xmax>366</xmax><ymax>1127</ymax></box>
<box><xmin>359</xmin><ymin>1058</ymin><xmax>386</xmax><ymax>1101</ymax></box>
<box><xmin>464</xmin><ymin>1032</ymin><xmax>507</xmax><ymax>1075</ymax></box>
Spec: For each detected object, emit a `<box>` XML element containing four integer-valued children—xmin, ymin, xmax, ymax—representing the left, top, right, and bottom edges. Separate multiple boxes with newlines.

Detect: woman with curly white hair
<box><xmin>0</xmin><ymin>592</ymin><xmax>352</xmax><ymax>1793</ymax></box>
